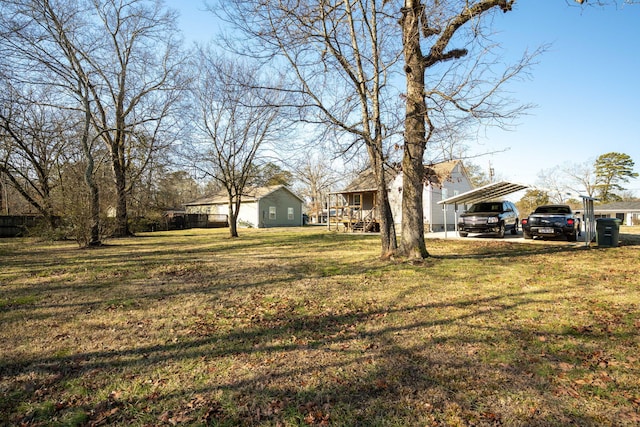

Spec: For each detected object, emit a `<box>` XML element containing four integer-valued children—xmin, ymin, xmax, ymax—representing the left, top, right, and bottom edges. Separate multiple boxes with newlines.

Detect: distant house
<box><xmin>331</xmin><ymin>160</ymin><xmax>473</xmax><ymax>232</ymax></box>
<box><xmin>594</xmin><ymin>201</ymin><xmax>640</xmax><ymax>226</ymax></box>
<box><xmin>185</xmin><ymin>185</ymin><xmax>304</xmax><ymax>228</ymax></box>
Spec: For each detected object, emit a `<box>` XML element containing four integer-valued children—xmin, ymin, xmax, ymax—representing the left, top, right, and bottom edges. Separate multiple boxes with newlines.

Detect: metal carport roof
<box><xmin>437</xmin><ymin>181</ymin><xmax>528</xmax><ymax>206</ymax></box>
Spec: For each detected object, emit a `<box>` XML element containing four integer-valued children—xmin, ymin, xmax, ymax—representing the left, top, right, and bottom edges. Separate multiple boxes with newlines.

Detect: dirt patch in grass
<box><xmin>1</xmin><ymin>228</ymin><xmax>639</xmax><ymax>426</ymax></box>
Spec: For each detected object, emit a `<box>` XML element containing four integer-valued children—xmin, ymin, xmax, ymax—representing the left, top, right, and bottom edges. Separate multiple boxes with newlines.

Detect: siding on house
<box><xmin>185</xmin><ymin>185</ymin><xmax>303</xmax><ymax>228</ymax></box>
<box><xmin>386</xmin><ymin>160</ymin><xmax>474</xmax><ymax>232</ymax></box>
<box><xmin>425</xmin><ymin>162</ymin><xmax>474</xmax><ymax>231</ymax></box>
<box><xmin>257</xmin><ymin>187</ymin><xmax>304</xmax><ymax>227</ymax></box>
<box><xmin>238</xmin><ymin>200</ymin><xmax>259</xmax><ymax>227</ymax></box>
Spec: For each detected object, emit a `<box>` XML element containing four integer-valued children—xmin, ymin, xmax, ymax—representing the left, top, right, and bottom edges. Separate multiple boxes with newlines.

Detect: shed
<box><xmin>185</xmin><ymin>185</ymin><xmax>304</xmax><ymax>228</ymax></box>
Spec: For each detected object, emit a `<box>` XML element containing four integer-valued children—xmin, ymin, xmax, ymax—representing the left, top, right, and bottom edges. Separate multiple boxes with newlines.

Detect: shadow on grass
<box><xmin>3</xmin><ymin>286</ymin><xmax>632</xmax><ymax>426</ymax></box>
<box><xmin>2</xmin><ymin>229</ymin><xmax>638</xmax><ymax>425</ymax></box>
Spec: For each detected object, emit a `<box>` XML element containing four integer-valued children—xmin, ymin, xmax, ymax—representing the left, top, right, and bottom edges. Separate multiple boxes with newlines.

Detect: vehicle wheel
<box><xmin>567</xmin><ymin>232</ymin><xmax>577</xmax><ymax>242</ymax></box>
<box><xmin>497</xmin><ymin>223</ymin><xmax>505</xmax><ymax>238</ymax></box>
<box><xmin>459</xmin><ymin>231</ymin><xmax>468</xmax><ymax>237</ymax></box>
<box><xmin>511</xmin><ymin>219</ymin><xmax>518</xmax><ymax>235</ymax></box>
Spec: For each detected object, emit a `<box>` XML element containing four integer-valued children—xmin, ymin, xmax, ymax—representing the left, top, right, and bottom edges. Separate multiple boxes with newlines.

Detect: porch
<box><xmin>327</xmin><ymin>191</ymin><xmax>380</xmax><ymax>232</ymax></box>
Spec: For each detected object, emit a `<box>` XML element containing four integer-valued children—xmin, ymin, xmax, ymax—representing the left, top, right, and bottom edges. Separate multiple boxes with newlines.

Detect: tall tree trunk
<box><xmin>0</xmin><ymin>175</ymin><xmax>5</xmax><ymax>215</ymax></box>
<box><xmin>82</xmin><ymin>111</ymin><xmax>101</xmax><ymax>246</ymax></box>
<box><xmin>112</xmin><ymin>149</ymin><xmax>130</xmax><ymax>237</ymax></box>
<box><xmin>377</xmin><ymin>181</ymin><xmax>397</xmax><ymax>256</ymax></box>
<box><xmin>368</xmin><ymin>145</ymin><xmax>397</xmax><ymax>257</ymax></box>
<box><xmin>87</xmin><ymin>174</ymin><xmax>101</xmax><ymax>244</ymax></box>
<box><xmin>81</xmin><ymin>160</ymin><xmax>101</xmax><ymax>245</ymax></box>
<box><xmin>228</xmin><ymin>198</ymin><xmax>239</xmax><ymax>238</ymax></box>
<box><xmin>399</xmin><ymin>0</ymin><xmax>429</xmax><ymax>259</ymax></box>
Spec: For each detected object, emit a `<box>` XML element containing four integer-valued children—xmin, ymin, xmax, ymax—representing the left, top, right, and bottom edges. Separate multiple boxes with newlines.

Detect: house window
<box><xmin>288</xmin><ymin>207</ymin><xmax>294</xmax><ymax>220</ymax></box>
<box><xmin>353</xmin><ymin>194</ymin><xmax>361</xmax><ymax>207</ymax></box>
<box><xmin>269</xmin><ymin>206</ymin><xmax>276</xmax><ymax>220</ymax></box>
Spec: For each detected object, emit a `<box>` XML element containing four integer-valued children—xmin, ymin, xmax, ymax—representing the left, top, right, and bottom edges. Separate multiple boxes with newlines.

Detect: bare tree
<box><xmin>537</xmin><ymin>166</ymin><xmax>571</xmax><ymax>203</ymax></box>
<box><xmin>1</xmin><ymin>0</ymin><xmax>186</xmax><ymax>239</ymax></box>
<box><xmin>292</xmin><ymin>151</ymin><xmax>343</xmax><ymax>224</ymax></box>
<box><xmin>398</xmin><ymin>0</ymin><xmax>537</xmax><ymax>258</ymax></box>
<box><xmin>215</xmin><ymin>0</ymin><xmax>403</xmax><ymax>256</ymax></box>
<box><xmin>81</xmin><ymin>0</ymin><xmax>186</xmax><ymax>237</ymax></box>
<box><xmin>0</xmin><ymin>77</ymin><xmax>106</xmax><ymax>244</ymax></box>
<box><xmin>563</xmin><ymin>159</ymin><xmax>598</xmax><ymax>198</ymax></box>
<box><xmin>0</xmin><ymin>85</ymin><xmax>68</xmax><ymax>228</ymax></box>
<box><xmin>188</xmin><ymin>50</ymin><xmax>290</xmax><ymax>237</ymax></box>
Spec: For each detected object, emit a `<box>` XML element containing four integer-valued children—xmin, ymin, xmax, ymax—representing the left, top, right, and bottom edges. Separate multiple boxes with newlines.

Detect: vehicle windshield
<box><xmin>535</xmin><ymin>206</ymin><xmax>570</xmax><ymax>214</ymax></box>
<box><xmin>468</xmin><ymin>203</ymin><xmax>502</xmax><ymax>213</ymax></box>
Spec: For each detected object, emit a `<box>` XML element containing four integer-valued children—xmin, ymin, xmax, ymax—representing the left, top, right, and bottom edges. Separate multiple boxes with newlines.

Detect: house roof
<box><xmin>594</xmin><ymin>201</ymin><xmax>640</xmax><ymax>212</ymax></box>
<box><xmin>185</xmin><ymin>185</ymin><xmax>303</xmax><ymax>206</ymax></box>
<box><xmin>425</xmin><ymin>160</ymin><xmax>462</xmax><ymax>186</ymax></box>
<box><xmin>341</xmin><ymin>165</ymin><xmax>399</xmax><ymax>193</ymax></box>
<box><xmin>437</xmin><ymin>181</ymin><xmax>528</xmax><ymax>205</ymax></box>
<box><xmin>339</xmin><ymin>160</ymin><xmax>463</xmax><ymax>193</ymax></box>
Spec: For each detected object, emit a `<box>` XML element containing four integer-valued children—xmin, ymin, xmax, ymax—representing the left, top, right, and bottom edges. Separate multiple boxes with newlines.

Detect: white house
<box><xmin>331</xmin><ymin>160</ymin><xmax>473</xmax><ymax>232</ymax></box>
<box><xmin>594</xmin><ymin>201</ymin><xmax>640</xmax><ymax>226</ymax></box>
<box><xmin>185</xmin><ymin>185</ymin><xmax>304</xmax><ymax>228</ymax></box>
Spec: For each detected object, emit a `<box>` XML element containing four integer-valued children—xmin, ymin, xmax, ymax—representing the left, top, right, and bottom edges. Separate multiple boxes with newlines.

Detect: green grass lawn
<box><xmin>1</xmin><ymin>227</ymin><xmax>639</xmax><ymax>426</ymax></box>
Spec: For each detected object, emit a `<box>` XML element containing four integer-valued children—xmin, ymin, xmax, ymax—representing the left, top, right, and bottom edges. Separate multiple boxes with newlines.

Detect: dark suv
<box><xmin>458</xmin><ymin>201</ymin><xmax>519</xmax><ymax>238</ymax></box>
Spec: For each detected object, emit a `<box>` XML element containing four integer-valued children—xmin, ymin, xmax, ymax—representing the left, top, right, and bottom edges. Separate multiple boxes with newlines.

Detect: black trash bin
<box><xmin>596</xmin><ymin>218</ymin><xmax>622</xmax><ymax>247</ymax></box>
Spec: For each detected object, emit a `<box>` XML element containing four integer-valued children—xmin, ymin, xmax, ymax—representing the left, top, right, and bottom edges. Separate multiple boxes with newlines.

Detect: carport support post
<box><xmin>454</xmin><ymin>203</ymin><xmax>458</xmax><ymax>236</ymax></box>
<box><xmin>327</xmin><ymin>193</ymin><xmax>332</xmax><ymax>231</ymax></box>
<box><xmin>443</xmin><ymin>203</ymin><xmax>447</xmax><ymax>238</ymax></box>
<box><xmin>581</xmin><ymin>196</ymin><xmax>598</xmax><ymax>247</ymax></box>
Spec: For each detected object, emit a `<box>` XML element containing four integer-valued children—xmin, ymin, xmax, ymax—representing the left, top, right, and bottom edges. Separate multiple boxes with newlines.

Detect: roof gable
<box><xmin>341</xmin><ymin>166</ymin><xmax>399</xmax><ymax>193</ymax></box>
<box><xmin>341</xmin><ymin>160</ymin><xmax>464</xmax><ymax>193</ymax></box>
<box><xmin>186</xmin><ymin>185</ymin><xmax>303</xmax><ymax>206</ymax></box>
<box><xmin>424</xmin><ymin>160</ymin><xmax>461</xmax><ymax>187</ymax></box>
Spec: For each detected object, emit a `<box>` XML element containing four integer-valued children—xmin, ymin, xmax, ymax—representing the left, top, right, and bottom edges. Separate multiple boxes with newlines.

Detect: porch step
<box><xmin>352</xmin><ymin>221</ymin><xmax>380</xmax><ymax>232</ymax></box>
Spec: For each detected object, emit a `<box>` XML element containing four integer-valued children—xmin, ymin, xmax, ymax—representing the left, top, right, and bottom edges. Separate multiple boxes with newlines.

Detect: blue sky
<box><xmin>167</xmin><ymin>1</ymin><xmax>640</xmax><ymax>197</ymax></box>
<box><xmin>483</xmin><ymin>1</ymin><xmax>640</xmax><ymax>196</ymax></box>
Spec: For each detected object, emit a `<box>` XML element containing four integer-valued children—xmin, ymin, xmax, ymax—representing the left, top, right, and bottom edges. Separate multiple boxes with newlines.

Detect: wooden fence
<box><xmin>162</xmin><ymin>213</ymin><xmax>228</xmax><ymax>230</ymax></box>
<box><xmin>0</xmin><ymin>213</ymin><xmax>229</xmax><ymax>237</ymax></box>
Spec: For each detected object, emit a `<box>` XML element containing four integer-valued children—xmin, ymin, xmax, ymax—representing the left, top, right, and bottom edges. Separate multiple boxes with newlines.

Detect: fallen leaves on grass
<box><xmin>2</xmin><ymin>228</ymin><xmax>640</xmax><ymax>426</ymax></box>
<box><xmin>302</xmin><ymin>402</ymin><xmax>331</xmax><ymax>426</ymax></box>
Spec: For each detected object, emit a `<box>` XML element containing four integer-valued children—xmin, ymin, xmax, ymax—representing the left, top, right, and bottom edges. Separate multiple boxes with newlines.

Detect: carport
<box><xmin>437</xmin><ymin>181</ymin><xmax>528</xmax><ymax>238</ymax></box>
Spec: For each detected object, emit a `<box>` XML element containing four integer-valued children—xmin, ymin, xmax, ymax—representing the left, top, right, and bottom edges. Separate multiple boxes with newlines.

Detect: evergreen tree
<box><xmin>594</xmin><ymin>152</ymin><xmax>638</xmax><ymax>203</ymax></box>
